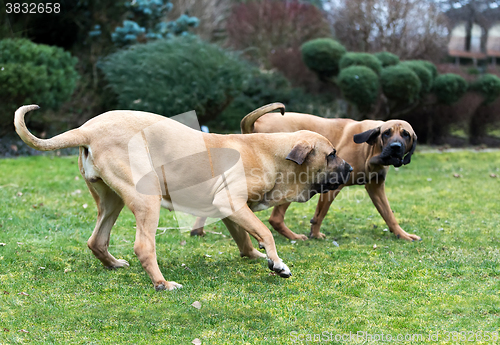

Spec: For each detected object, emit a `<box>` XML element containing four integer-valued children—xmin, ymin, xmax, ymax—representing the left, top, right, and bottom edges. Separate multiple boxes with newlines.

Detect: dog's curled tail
<box><xmin>14</xmin><ymin>105</ymin><xmax>88</xmax><ymax>151</ymax></box>
<box><xmin>240</xmin><ymin>103</ymin><xmax>285</xmax><ymax>134</ymax></box>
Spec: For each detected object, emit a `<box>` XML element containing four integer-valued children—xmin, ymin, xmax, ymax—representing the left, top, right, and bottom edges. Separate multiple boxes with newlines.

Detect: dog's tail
<box><xmin>240</xmin><ymin>103</ymin><xmax>285</xmax><ymax>134</ymax></box>
<box><xmin>14</xmin><ymin>105</ymin><xmax>89</xmax><ymax>151</ymax></box>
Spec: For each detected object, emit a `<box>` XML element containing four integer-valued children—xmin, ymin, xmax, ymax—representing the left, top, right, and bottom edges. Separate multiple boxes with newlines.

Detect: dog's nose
<box><xmin>390</xmin><ymin>142</ymin><xmax>402</xmax><ymax>150</ymax></box>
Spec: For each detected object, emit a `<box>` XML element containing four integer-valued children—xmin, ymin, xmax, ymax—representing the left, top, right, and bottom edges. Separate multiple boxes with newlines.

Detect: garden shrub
<box><xmin>433</xmin><ymin>73</ymin><xmax>468</xmax><ymax>105</ymax></box>
<box><xmin>99</xmin><ymin>36</ymin><xmax>248</xmax><ymax>123</ymax></box>
<box><xmin>470</xmin><ymin>74</ymin><xmax>500</xmax><ymax>104</ymax></box>
<box><xmin>337</xmin><ymin>66</ymin><xmax>379</xmax><ymax>111</ymax></box>
<box><xmin>380</xmin><ymin>65</ymin><xmax>421</xmax><ymax>103</ymax></box>
<box><xmin>0</xmin><ymin>38</ymin><xmax>78</xmax><ymax>130</ymax></box>
<box><xmin>339</xmin><ymin>52</ymin><xmax>382</xmax><ymax>74</ymax></box>
<box><xmin>214</xmin><ymin>69</ymin><xmax>337</xmax><ymax>131</ymax></box>
<box><xmin>374</xmin><ymin>52</ymin><xmax>399</xmax><ymax>67</ymax></box>
<box><xmin>401</xmin><ymin>61</ymin><xmax>433</xmax><ymax>95</ymax></box>
<box><xmin>301</xmin><ymin>38</ymin><xmax>346</xmax><ymax>77</ymax></box>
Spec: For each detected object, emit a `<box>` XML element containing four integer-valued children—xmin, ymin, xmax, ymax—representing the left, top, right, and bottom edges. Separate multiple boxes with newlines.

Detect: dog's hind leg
<box><xmin>86</xmin><ymin>179</ymin><xmax>128</xmax><ymax>268</ymax></box>
<box><xmin>268</xmin><ymin>203</ymin><xmax>308</xmax><ymax>241</ymax></box>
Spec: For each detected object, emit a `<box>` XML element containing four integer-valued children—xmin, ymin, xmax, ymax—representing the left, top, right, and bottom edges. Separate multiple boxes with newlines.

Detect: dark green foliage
<box><xmin>401</xmin><ymin>61</ymin><xmax>433</xmax><ymax>95</ymax></box>
<box><xmin>380</xmin><ymin>65</ymin><xmax>421</xmax><ymax>103</ymax></box>
<box><xmin>214</xmin><ymin>69</ymin><xmax>336</xmax><ymax>131</ymax></box>
<box><xmin>469</xmin><ymin>74</ymin><xmax>500</xmax><ymax>103</ymax></box>
<box><xmin>432</xmin><ymin>74</ymin><xmax>468</xmax><ymax>105</ymax></box>
<box><xmin>0</xmin><ymin>38</ymin><xmax>78</xmax><ymax>130</ymax></box>
<box><xmin>301</xmin><ymin>38</ymin><xmax>346</xmax><ymax>77</ymax></box>
<box><xmin>415</xmin><ymin>60</ymin><xmax>438</xmax><ymax>79</ymax></box>
<box><xmin>339</xmin><ymin>52</ymin><xmax>382</xmax><ymax>74</ymax></box>
<box><xmin>338</xmin><ymin>66</ymin><xmax>379</xmax><ymax>111</ymax></box>
<box><xmin>99</xmin><ymin>36</ymin><xmax>248</xmax><ymax>122</ymax></box>
<box><xmin>374</xmin><ymin>52</ymin><xmax>399</xmax><ymax>67</ymax></box>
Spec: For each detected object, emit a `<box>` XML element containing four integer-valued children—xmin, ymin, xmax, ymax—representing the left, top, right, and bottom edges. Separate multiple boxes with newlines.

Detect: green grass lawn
<box><xmin>1</xmin><ymin>150</ymin><xmax>499</xmax><ymax>344</ymax></box>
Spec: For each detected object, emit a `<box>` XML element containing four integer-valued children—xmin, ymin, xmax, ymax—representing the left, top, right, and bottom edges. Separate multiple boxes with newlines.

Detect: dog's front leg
<box><xmin>226</xmin><ymin>206</ymin><xmax>291</xmax><ymax>278</ymax></box>
<box><xmin>309</xmin><ymin>189</ymin><xmax>342</xmax><ymax>239</ymax></box>
<box><xmin>365</xmin><ymin>182</ymin><xmax>421</xmax><ymax>241</ymax></box>
<box><xmin>269</xmin><ymin>203</ymin><xmax>308</xmax><ymax>241</ymax></box>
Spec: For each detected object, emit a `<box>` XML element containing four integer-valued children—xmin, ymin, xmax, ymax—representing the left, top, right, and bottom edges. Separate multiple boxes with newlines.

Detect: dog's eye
<box><xmin>402</xmin><ymin>130</ymin><xmax>410</xmax><ymax>138</ymax></box>
<box><xmin>327</xmin><ymin>150</ymin><xmax>336</xmax><ymax>159</ymax></box>
<box><xmin>383</xmin><ymin>130</ymin><xmax>391</xmax><ymax>138</ymax></box>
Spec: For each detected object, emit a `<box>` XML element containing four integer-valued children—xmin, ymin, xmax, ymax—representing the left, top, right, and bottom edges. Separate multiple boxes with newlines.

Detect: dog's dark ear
<box><xmin>286</xmin><ymin>141</ymin><xmax>313</xmax><ymax>165</ymax></box>
<box><xmin>403</xmin><ymin>134</ymin><xmax>417</xmax><ymax>165</ymax></box>
<box><xmin>353</xmin><ymin>127</ymin><xmax>381</xmax><ymax>145</ymax></box>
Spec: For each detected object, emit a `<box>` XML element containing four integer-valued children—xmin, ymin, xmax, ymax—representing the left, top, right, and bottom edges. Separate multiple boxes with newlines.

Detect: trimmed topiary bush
<box><xmin>415</xmin><ymin>60</ymin><xmax>438</xmax><ymax>79</ymax></box>
<box><xmin>339</xmin><ymin>52</ymin><xmax>382</xmax><ymax>74</ymax></box>
<box><xmin>301</xmin><ymin>38</ymin><xmax>346</xmax><ymax>78</ymax></box>
<box><xmin>432</xmin><ymin>73</ymin><xmax>468</xmax><ymax>105</ymax></box>
<box><xmin>374</xmin><ymin>52</ymin><xmax>400</xmax><ymax>67</ymax></box>
<box><xmin>99</xmin><ymin>36</ymin><xmax>249</xmax><ymax>123</ymax></box>
<box><xmin>380</xmin><ymin>65</ymin><xmax>421</xmax><ymax>103</ymax></box>
<box><xmin>0</xmin><ymin>38</ymin><xmax>78</xmax><ymax>130</ymax></box>
<box><xmin>401</xmin><ymin>61</ymin><xmax>433</xmax><ymax>95</ymax></box>
<box><xmin>338</xmin><ymin>66</ymin><xmax>379</xmax><ymax>111</ymax></box>
<box><xmin>470</xmin><ymin>74</ymin><xmax>500</xmax><ymax>103</ymax></box>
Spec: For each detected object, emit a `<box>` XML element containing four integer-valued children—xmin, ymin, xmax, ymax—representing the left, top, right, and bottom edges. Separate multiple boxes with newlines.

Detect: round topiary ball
<box><xmin>301</xmin><ymin>38</ymin><xmax>347</xmax><ymax>77</ymax></box>
<box><xmin>401</xmin><ymin>61</ymin><xmax>433</xmax><ymax>95</ymax></box>
<box><xmin>338</xmin><ymin>66</ymin><xmax>379</xmax><ymax>111</ymax></box>
<box><xmin>374</xmin><ymin>52</ymin><xmax>400</xmax><ymax>67</ymax></box>
<box><xmin>470</xmin><ymin>74</ymin><xmax>500</xmax><ymax>103</ymax></box>
<box><xmin>380</xmin><ymin>65</ymin><xmax>421</xmax><ymax>103</ymax></box>
<box><xmin>432</xmin><ymin>73</ymin><xmax>468</xmax><ymax>105</ymax></box>
<box><xmin>339</xmin><ymin>52</ymin><xmax>382</xmax><ymax>74</ymax></box>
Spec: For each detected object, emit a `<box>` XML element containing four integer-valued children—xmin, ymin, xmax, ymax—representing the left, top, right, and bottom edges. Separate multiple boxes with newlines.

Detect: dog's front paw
<box><xmin>155</xmin><ymin>281</ymin><xmax>183</xmax><ymax>291</ymax></box>
<box><xmin>267</xmin><ymin>259</ymin><xmax>291</xmax><ymax>278</ymax></box>
<box><xmin>310</xmin><ymin>232</ymin><xmax>326</xmax><ymax>239</ymax></box>
<box><xmin>106</xmin><ymin>259</ymin><xmax>130</xmax><ymax>269</ymax></box>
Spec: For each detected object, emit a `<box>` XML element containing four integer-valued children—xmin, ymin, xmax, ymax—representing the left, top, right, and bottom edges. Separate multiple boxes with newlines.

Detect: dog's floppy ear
<box><xmin>403</xmin><ymin>134</ymin><xmax>417</xmax><ymax>165</ymax></box>
<box><xmin>286</xmin><ymin>141</ymin><xmax>314</xmax><ymax>165</ymax></box>
<box><xmin>353</xmin><ymin>127</ymin><xmax>381</xmax><ymax>145</ymax></box>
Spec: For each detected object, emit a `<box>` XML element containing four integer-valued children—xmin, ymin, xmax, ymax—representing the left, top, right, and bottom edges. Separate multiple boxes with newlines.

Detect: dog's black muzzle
<box><xmin>380</xmin><ymin>140</ymin><xmax>406</xmax><ymax>167</ymax></box>
<box><xmin>310</xmin><ymin>162</ymin><xmax>353</xmax><ymax>196</ymax></box>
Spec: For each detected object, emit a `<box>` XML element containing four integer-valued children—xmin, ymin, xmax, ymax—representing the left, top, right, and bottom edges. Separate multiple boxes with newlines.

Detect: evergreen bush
<box><xmin>0</xmin><ymin>38</ymin><xmax>78</xmax><ymax>130</ymax></box>
<box><xmin>432</xmin><ymin>74</ymin><xmax>468</xmax><ymax>105</ymax></box>
<box><xmin>99</xmin><ymin>36</ymin><xmax>248</xmax><ymax>123</ymax></box>
<box><xmin>470</xmin><ymin>74</ymin><xmax>500</xmax><ymax>104</ymax></box>
<box><xmin>374</xmin><ymin>52</ymin><xmax>399</xmax><ymax>67</ymax></box>
<box><xmin>339</xmin><ymin>52</ymin><xmax>382</xmax><ymax>74</ymax></box>
<box><xmin>337</xmin><ymin>66</ymin><xmax>379</xmax><ymax>111</ymax></box>
<box><xmin>301</xmin><ymin>38</ymin><xmax>346</xmax><ymax>77</ymax></box>
<box><xmin>380</xmin><ymin>65</ymin><xmax>421</xmax><ymax>103</ymax></box>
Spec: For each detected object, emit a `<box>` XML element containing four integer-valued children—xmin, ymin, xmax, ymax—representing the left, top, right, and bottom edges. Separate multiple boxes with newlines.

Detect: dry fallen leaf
<box><xmin>490</xmin><ymin>174</ymin><xmax>498</xmax><ymax>178</ymax></box>
<box><xmin>64</xmin><ymin>268</ymin><xmax>71</xmax><ymax>273</ymax></box>
<box><xmin>19</xmin><ymin>329</ymin><xmax>29</xmax><ymax>333</ymax></box>
<box><xmin>18</xmin><ymin>292</ymin><xmax>29</xmax><ymax>296</ymax></box>
<box><xmin>453</xmin><ymin>174</ymin><xmax>461</xmax><ymax>178</ymax></box>
<box><xmin>83</xmin><ymin>203</ymin><xmax>88</xmax><ymax>209</ymax></box>
<box><xmin>373</xmin><ymin>244</ymin><xmax>377</xmax><ymax>249</ymax></box>
<box><xmin>192</xmin><ymin>338</ymin><xmax>201</xmax><ymax>345</ymax></box>
<box><xmin>191</xmin><ymin>301</ymin><xmax>201</xmax><ymax>309</ymax></box>
<box><xmin>180</xmin><ymin>240</ymin><xmax>186</xmax><ymax>246</ymax></box>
